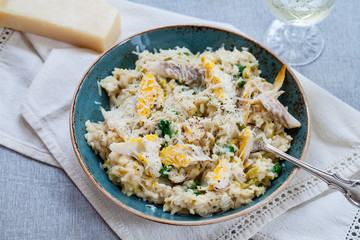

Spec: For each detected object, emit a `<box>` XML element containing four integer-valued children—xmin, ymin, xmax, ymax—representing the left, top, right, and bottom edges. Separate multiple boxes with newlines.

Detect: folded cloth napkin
<box><xmin>0</xmin><ymin>28</ymin><xmax>58</xmax><ymax>167</ymax></box>
<box><xmin>0</xmin><ymin>0</ymin><xmax>359</xmax><ymax>239</ymax></box>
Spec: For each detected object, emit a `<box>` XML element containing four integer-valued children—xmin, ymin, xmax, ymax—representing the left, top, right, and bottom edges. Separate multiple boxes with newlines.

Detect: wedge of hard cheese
<box><xmin>0</xmin><ymin>0</ymin><xmax>121</xmax><ymax>52</ymax></box>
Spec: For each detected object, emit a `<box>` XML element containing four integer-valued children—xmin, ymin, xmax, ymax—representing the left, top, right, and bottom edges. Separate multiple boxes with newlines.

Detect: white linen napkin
<box><xmin>0</xmin><ymin>0</ymin><xmax>359</xmax><ymax>239</ymax></box>
<box><xmin>255</xmin><ymin>191</ymin><xmax>360</xmax><ymax>240</ymax></box>
<box><xmin>0</xmin><ymin>28</ymin><xmax>59</xmax><ymax>167</ymax></box>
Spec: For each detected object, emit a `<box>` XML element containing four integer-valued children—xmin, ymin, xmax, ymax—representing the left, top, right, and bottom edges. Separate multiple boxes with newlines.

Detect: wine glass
<box><xmin>264</xmin><ymin>0</ymin><xmax>337</xmax><ymax>66</ymax></box>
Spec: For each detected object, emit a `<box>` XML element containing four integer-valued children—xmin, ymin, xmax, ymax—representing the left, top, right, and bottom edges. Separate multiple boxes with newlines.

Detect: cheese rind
<box><xmin>0</xmin><ymin>0</ymin><xmax>121</xmax><ymax>52</ymax></box>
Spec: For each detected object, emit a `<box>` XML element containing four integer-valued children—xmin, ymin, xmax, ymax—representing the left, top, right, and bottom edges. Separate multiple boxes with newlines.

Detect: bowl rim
<box><xmin>70</xmin><ymin>24</ymin><xmax>311</xmax><ymax>226</ymax></box>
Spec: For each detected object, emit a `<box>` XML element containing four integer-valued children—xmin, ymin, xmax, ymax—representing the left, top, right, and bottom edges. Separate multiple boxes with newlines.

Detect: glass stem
<box><xmin>284</xmin><ymin>24</ymin><xmax>308</xmax><ymax>44</ymax></box>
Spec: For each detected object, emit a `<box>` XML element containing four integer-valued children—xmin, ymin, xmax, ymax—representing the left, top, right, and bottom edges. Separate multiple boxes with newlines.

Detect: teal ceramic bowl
<box><xmin>70</xmin><ymin>25</ymin><xmax>310</xmax><ymax>226</ymax></box>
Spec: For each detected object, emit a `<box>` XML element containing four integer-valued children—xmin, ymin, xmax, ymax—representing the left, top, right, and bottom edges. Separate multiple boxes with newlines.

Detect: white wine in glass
<box><xmin>264</xmin><ymin>0</ymin><xmax>336</xmax><ymax>66</ymax></box>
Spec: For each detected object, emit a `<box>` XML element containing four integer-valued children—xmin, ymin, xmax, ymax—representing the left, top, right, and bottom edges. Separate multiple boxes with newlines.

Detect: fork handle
<box><xmin>264</xmin><ymin>143</ymin><xmax>360</xmax><ymax>208</ymax></box>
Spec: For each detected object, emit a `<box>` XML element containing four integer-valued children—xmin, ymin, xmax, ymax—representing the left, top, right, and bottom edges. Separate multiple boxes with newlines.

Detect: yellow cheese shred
<box><xmin>239</xmin><ymin>128</ymin><xmax>252</xmax><ymax>161</ymax></box>
<box><xmin>272</xmin><ymin>64</ymin><xmax>286</xmax><ymax>93</ymax></box>
<box><xmin>160</xmin><ymin>144</ymin><xmax>192</xmax><ymax>168</ymax></box>
<box><xmin>201</xmin><ymin>56</ymin><xmax>224</xmax><ymax>99</ymax></box>
<box><xmin>136</xmin><ymin>72</ymin><xmax>160</xmax><ymax>118</ymax></box>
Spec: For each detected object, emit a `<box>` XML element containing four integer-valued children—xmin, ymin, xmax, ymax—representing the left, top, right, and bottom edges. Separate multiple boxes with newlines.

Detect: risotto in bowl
<box><xmin>70</xmin><ymin>25</ymin><xmax>310</xmax><ymax>225</ymax></box>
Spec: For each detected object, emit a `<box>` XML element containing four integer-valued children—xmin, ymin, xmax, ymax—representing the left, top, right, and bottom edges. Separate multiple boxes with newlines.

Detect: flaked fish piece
<box><xmin>249</xmin><ymin>64</ymin><xmax>301</xmax><ymax>129</ymax></box>
<box><xmin>258</xmin><ymin>93</ymin><xmax>301</xmax><ymax>129</ymax></box>
<box><xmin>248</xmin><ymin>64</ymin><xmax>286</xmax><ymax>105</ymax></box>
<box><xmin>109</xmin><ymin>134</ymin><xmax>163</xmax><ymax>178</ymax></box>
<box><xmin>146</xmin><ymin>61</ymin><xmax>205</xmax><ymax>85</ymax></box>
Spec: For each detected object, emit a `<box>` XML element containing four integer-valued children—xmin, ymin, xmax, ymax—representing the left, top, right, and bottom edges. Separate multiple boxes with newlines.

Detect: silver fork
<box><xmin>251</xmin><ymin>136</ymin><xmax>360</xmax><ymax>208</ymax></box>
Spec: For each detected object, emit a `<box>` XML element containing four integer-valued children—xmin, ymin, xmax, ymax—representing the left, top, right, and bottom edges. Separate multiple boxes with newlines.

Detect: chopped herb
<box><xmin>186</xmin><ymin>182</ymin><xmax>199</xmax><ymax>190</ymax></box>
<box><xmin>238</xmin><ymin>80</ymin><xmax>246</xmax><ymax>88</ymax></box>
<box><xmin>174</xmin><ymin>130</ymin><xmax>178</xmax><ymax>135</ymax></box>
<box><xmin>233</xmin><ymin>75</ymin><xmax>239</xmax><ymax>81</ymax></box>
<box><xmin>223</xmin><ymin>146</ymin><xmax>235</xmax><ymax>153</ymax></box>
<box><xmin>159</xmin><ymin>165</ymin><xmax>171</xmax><ymax>174</ymax></box>
<box><xmin>159</xmin><ymin>165</ymin><xmax>173</xmax><ymax>180</ymax></box>
<box><xmin>158</xmin><ymin>120</ymin><xmax>172</xmax><ymax>138</ymax></box>
<box><xmin>237</xmin><ymin>122</ymin><xmax>247</xmax><ymax>131</ymax></box>
<box><xmin>194</xmin><ymin>190</ymin><xmax>206</xmax><ymax>196</ymax></box>
<box><xmin>194</xmin><ymin>110</ymin><xmax>202</xmax><ymax>117</ymax></box>
<box><xmin>184</xmin><ymin>181</ymin><xmax>205</xmax><ymax>195</ymax></box>
<box><xmin>217</xmin><ymin>146</ymin><xmax>234</xmax><ymax>156</ymax></box>
<box><xmin>181</xmin><ymin>88</ymin><xmax>186</xmax><ymax>92</ymax></box>
<box><xmin>164</xmin><ymin>57</ymin><xmax>172</xmax><ymax>61</ymax></box>
<box><xmin>172</xmin><ymin>110</ymin><xmax>179</xmax><ymax>115</ymax></box>
<box><xmin>161</xmin><ymin>175</ymin><xmax>169</xmax><ymax>180</ymax></box>
<box><xmin>162</xmin><ymin>175</ymin><xmax>169</xmax><ymax>180</ymax></box>
<box><xmin>163</xmin><ymin>141</ymin><xmax>168</xmax><ymax>148</ymax></box>
<box><xmin>178</xmin><ymin>52</ymin><xmax>191</xmax><ymax>56</ymax></box>
<box><xmin>236</xmin><ymin>64</ymin><xmax>245</xmax><ymax>74</ymax></box>
<box><xmin>272</xmin><ymin>163</ymin><xmax>282</xmax><ymax>175</ymax></box>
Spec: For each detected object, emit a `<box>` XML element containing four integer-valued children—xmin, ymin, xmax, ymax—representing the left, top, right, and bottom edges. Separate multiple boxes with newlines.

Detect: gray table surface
<box><xmin>1</xmin><ymin>0</ymin><xmax>359</xmax><ymax>239</ymax></box>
